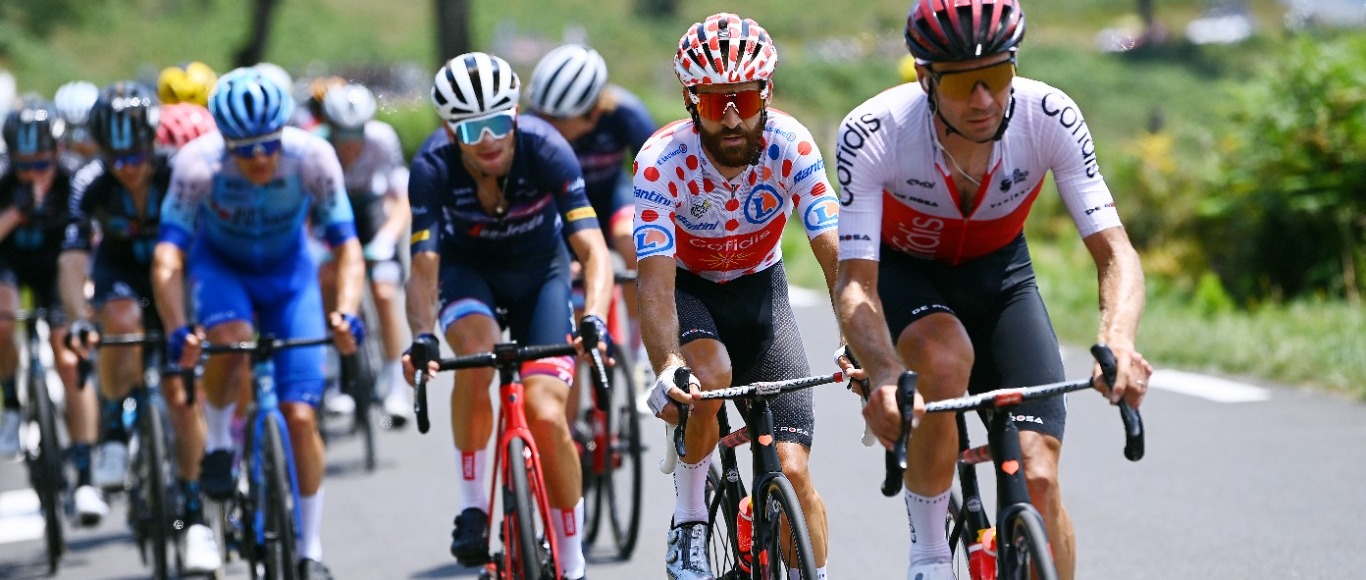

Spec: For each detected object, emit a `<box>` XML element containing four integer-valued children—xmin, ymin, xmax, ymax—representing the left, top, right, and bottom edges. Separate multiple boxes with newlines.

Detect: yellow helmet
<box><xmin>157</xmin><ymin>61</ymin><xmax>218</xmax><ymax>106</ymax></box>
<box><xmin>898</xmin><ymin>55</ymin><xmax>920</xmax><ymax>84</ymax></box>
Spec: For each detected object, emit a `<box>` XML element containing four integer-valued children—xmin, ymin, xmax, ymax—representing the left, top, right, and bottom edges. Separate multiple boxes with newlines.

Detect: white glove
<box><xmin>647</xmin><ymin>364</ymin><xmax>699</xmax><ymax>417</ymax></box>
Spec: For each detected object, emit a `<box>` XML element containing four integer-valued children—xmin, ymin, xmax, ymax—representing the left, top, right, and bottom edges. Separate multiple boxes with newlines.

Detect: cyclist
<box><xmin>526</xmin><ymin>44</ymin><xmax>657</xmax><ymax>366</ymax></box>
<box><xmin>154</xmin><ymin>102</ymin><xmax>217</xmax><ymax>156</ymax></box>
<box><xmin>316</xmin><ymin>80</ymin><xmax>412</xmax><ymax>425</ymax></box>
<box><xmin>157</xmin><ymin>61</ymin><xmax>218</xmax><ymax>107</ymax></box>
<box><xmin>403</xmin><ymin>52</ymin><xmax>613</xmax><ymax>580</ymax></box>
<box><xmin>0</xmin><ymin>98</ymin><xmax>108</xmax><ymax>524</ymax></box>
<box><xmin>637</xmin><ymin>13</ymin><xmax>842</xmax><ymax>580</ymax></box>
<box><xmin>54</xmin><ymin>80</ymin><xmax>102</xmax><ymax>164</ymax></box>
<box><xmin>832</xmin><ymin>2</ymin><xmax>1151</xmax><ymax>579</ymax></box>
<box><xmin>152</xmin><ymin>68</ymin><xmax>365</xmax><ymax>580</ymax></box>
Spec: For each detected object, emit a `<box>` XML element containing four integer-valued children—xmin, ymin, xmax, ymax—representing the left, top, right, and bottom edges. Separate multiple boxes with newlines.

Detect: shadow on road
<box><xmin>410</xmin><ymin>560</ymin><xmax>484</xmax><ymax>578</ymax></box>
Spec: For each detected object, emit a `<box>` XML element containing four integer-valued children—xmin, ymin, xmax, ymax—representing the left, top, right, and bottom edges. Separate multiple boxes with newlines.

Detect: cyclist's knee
<box><xmin>1020</xmin><ymin>432</ymin><xmax>1062</xmax><ymax>502</ymax></box>
<box><xmin>100</xmin><ymin>299</ymin><xmax>143</xmax><ymax>334</ymax></box>
<box><xmin>281</xmin><ymin>402</ymin><xmax>319</xmax><ymax>433</ymax></box>
<box><xmin>778</xmin><ymin>444</ymin><xmax>814</xmax><ymax>490</ymax></box>
<box><xmin>898</xmin><ymin>316</ymin><xmax>972</xmax><ymax>399</ymax></box>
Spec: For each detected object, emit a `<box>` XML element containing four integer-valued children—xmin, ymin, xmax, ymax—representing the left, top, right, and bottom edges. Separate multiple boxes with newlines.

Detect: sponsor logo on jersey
<box><xmin>767</xmin><ymin>127</ymin><xmax>797</xmax><ymax>142</ymax></box>
<box><xmin>634</xmin><ymin>187</ymin><xmax>671</xmax><ymax>206</ymax></box>
<box><xmin>998</xmin><ymin>168</ymin><xmax>1030</xmax><ymax>193</ymax></box>
<box><xmin>1041</xmin><ymin>93</ymin><xmax>1101</xmax><ymax>179</ymax></box>
<box><xmin>743</xmin><ymin>184</ymin><xmax>783</xmax><ymax>224</ymax></box>
<box><xmin>565</xmin><ymin>207</ymin><xmax>596</xmax><ymax>222</ymax></box>
<box><xmin>835</xmin><ymin>112</ymin><xmax>883</xmax><ymax>199</ymax></box>
<box><xmin>906</xmin><ymin>178</ymin><xmax>935</xmax><ymax>189</ymax></box>
<box><xmin>892</xmin><ymin>190</ymin><xmax>940</xmax><ymax>207</ymax></box>
<box><xmin>677</xmin><ymin>214</ymin><xmax>719</xmax><ymax>231</ymax></box>
<box><xmin>635</xmin><ymin>224</ymin><xmax>674</xmax><ymax>257</ymax></box>
<box><xmin>840</xmin><ymin>233</ymin><xmax>872</xmax><ymax>241</ymax></box>
<box><xmin>656</xmin><ymin>143</ymin><xmax>687</xmax><ymax>166</ymax></box>
<box><xmin>803</xmin><ymin>198</ymin><xmax>839</xmax><ymax>231</ymax></box>
<box><xmin>469</xmin><ymin>214</ymin><xmax>546</xmax><ymax>239</ymax></box>
<box><xmin>410</xmin><ymin>229</ymin><xmax>431</xmax><ymax>244</ymax></box>
<box><xmin>690</xmin><ymin>199</ymin><xmax>711</xmax><ymax>218</ymax></box>
<box><xmin>891</xmin><ymin>215</ymin><xmax>945</xmax><ymax>256</ymax></box>
<box><xmin>1084</xmin><ymin>201</ymin><xmax>1116</xmax><ymax>215</ymax></box>
<box><xmin>792</xmin><ymin>159</ymin><xmax>825</xmax><ymax>184</ymax></box>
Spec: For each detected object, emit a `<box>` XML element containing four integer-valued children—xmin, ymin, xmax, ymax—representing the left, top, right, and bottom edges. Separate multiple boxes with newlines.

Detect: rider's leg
<box><xmin>524</xmin><ymin>371</ymin><xmax>586</xmax><ymax>579</ymax></box>
<box><xmin>1020</xmin><ymin>432</ymin><xmax>1073</xmax><ymax>579</ymax></box>
<box><xmin>282</xmin><ymin>401</ymin><xmax>325</xmax><ymax>560</ymax></box>
<box><xmin>0</xmin><ymin>285</ymin><xmax>21</xmax><ymax>457</ymax></box>
<box><xmin>778</xmin><ymin>442</ymin><xmax>829</xmax><ymax>569</ymax></box>
<box><xmin>444</xmin><ymin>311</ymin><xmax>499</xmax><ymax>513</ymax></box>
<box><xmin>97</xmin><ymin>298</ymin><xmax>145</xmax><ymax>425</ymax></box>
<box><xmin>51</xmin><ymin>322</ymin><xmax>100</xmax><ymax>486</ymax></box>
<box><xmin>675</xmin><ymin>338</ymin><xmax>729</xmax><ymax>523</ymax></box>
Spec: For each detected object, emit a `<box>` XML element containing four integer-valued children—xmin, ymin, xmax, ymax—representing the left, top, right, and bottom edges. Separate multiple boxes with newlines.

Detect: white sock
<box><xmin>552</xmin><ymin>499</ymin><xmax>585</xmax><ymax>579</ymax></box>
<box><xmin>672</xmin><ymin>455</ymin><xmax>712</xmax><ymax>524</ymax></box>
<box><xmin>204</xmin><ymin>403</ymin><xmax>237</xmax><ymax>453</ymax></box>
<box><xmin>457</xmin><ymin>449</ymin><xmax>488</xmax><ymax>513</ymax></box>
<box><xmin>905</xmin><ymin>488</ymin><xmax>952</xmax><ymax>566</ymax></box>
<box><xmin>297</xmin><ymin>489</ymin><xmax>324</xmax><ymax>562</ymax></box>
<box><xmin>788</xmin><ymin>566</ymin><xmax>829</xmax><ymax>580</ymax></box>
<box><xmin>383</xmin><ymin>359</ymin><xmax>403</xmax><ymax>396</ymax></box>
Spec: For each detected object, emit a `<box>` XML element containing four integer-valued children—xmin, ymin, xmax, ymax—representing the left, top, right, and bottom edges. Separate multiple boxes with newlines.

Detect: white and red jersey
<box><xmin>835</xmin><ymin>78</ymin><xmax>1122</xmax><ymax>265</ymax></box>
<box><xmin>632</xmin><ymin>110</ymin><xmax>838</xmax><ymax>283</ymax></box>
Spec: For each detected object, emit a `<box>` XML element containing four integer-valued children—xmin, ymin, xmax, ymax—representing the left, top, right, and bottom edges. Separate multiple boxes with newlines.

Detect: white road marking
<box><xmin>788</xmin><ymin>285</ymin><xmax>827</xmax><ymax>308</ymax></box>
<box><xmin>0</xmin><ymin>489</ymin><xmax>45</xmax><ymax>544</ymax></box>
<box><xmin>1149</xmin><ymin>369</ymin><xmax>1272</xmax><ymax>403</ymax></box>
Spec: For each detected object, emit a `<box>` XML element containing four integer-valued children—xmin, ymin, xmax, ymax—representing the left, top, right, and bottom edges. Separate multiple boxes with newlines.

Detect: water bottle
<box><xmin>736</xmin><ymin>496</ymin><xmax>754</xmax><ymax>573</ymax></box>
<box><xmin>967</xmin><ymin>526</ymin><xmax>998</xmax><ymax>580</ymax></box>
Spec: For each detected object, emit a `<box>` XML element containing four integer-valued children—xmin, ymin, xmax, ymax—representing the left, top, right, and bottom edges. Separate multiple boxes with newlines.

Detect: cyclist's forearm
<box><xmin>377</xmin><ymin>193</ymin><xmax>411</xmax><ymax>242</ymax></box>
<box><xmin>809</xmin><ymin>231</ymin><xmax>842</xmax><ymax>341</ymax></box>
<box><xmin>0</xmin><ymin>207</ymin><xmax>22</xmax><ymax>241</ymax></box>
<box><xmin>332</xmin><ymin>238</ymin><xmax>365</xmax><ymax>315</ymax></box>
<box><xmin>405</xmin><ymin>251</ymin><xmax>440</xmax><ymax>338</ymax></box>
<box><xmin>637</xmin><ymin>258</ymin><xmax>685</xmax><ymax>372</ymax></box>
<box><xmin>1088</xmin><ymin>230</ymin><xmax>1146</xmax><ymax>349</ymax></box>
<box><xmin>571</xmin><ymin>230</ymin><xmax>613</xmax><ymax>320</ymax></box>
<box><xmin>835</xmin><ymin>271</ymin><xmax>902</xmax><ymax>378</ymax></box>
<box><xmin>57</xmin><ymin>250</ymin><xmax>92</xmax><ymax>322</ymax></box>
<box><xmin>151</xmin><ymin>242</ymin><xmax>189</xmax><ymax>331</ymax></box>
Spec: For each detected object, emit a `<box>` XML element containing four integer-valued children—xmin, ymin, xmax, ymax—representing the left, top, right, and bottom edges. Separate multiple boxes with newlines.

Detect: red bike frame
<box><xmin>487</xmin><ymin>376</ymin><xmax>561</xmax><ymax>578</ymax></box>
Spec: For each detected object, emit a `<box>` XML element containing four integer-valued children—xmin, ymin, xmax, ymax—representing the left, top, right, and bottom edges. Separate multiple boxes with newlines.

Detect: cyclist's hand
<box><xmin>167</xmin><ymin>325</ymin><xmax>202</xmax><ymax>370</ymax></box>
<box><xmin>329</xmin><ymin>311</ymin><xmax>364</xmax><ymax>356</ymax></box>
<box><xmin>362</xmin><ymin>233</ymin><xmax>396</xmax><ymax>262</ymax></box>
<box><xmin>66</xmin><ymin>319</ymin><xmax>100</xmax><ymax>359</ymax></box>
<box><xmin>832</xmin><ymin>344</ymin><xmax>869</xmax><ymax>396</ymax></box>
<box><xmin>1094</xmin><ymin>345</ymin><xmax>1153</xmax><ymax>408</ymax></box>
<box><xmin>648</xmin><ymin>364</ymin><xmax>700</xmax><ymax>424</ymax></box>
<box><xmin>574</xmin><ymin>314</ymin><xmax>615</xmax><ymax>367</ymax></box>
<box><xmin>863</xmin><ymin>376</ymin><xmax>925</xmax><ymax>449</ymax></box>
<box><xmin>402</xmin><ymin>333</ymin><xmax>441</xmax><ymax>386</ymax></box>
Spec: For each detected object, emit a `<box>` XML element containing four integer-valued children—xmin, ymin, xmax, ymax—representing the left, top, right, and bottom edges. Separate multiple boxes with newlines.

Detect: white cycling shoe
<box><xmin>73</xmin><ymin>484</ymin><xmax>109</xmax><ymax>526</ymax></box>
<box><xmin>93</xmin><ymin>441</ymin><xmax>128</xmax><ymax>490</ymax></box>
<box><xmin>181</xmin><ymin>523</ymin><xmax>223</xmax><ymax>573</ymax></box>
<box><xmin>907</xmin><ymin>561</ymin><xmax>956</xmax><ymax>580</ymax></box>
<box><xmin>323</xmin><ymin>391</ymin><xmax>355</xmax><ymax>416</ymax></box>
<box><xmin>0</xmin><ymin>409</ymin><xmax>21</xmax><ymax>459</ymax></box>
<box><xmin>382</xmin><ymin>386</ymin><xmax>410</xmax><ymax>428</ymax></box>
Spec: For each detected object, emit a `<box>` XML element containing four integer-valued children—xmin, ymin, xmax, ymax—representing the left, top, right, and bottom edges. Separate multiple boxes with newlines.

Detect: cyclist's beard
<box><xmin>700</xmin><ymin>120</ymin><xmax>764</xmax><ymax>168</ymax></box>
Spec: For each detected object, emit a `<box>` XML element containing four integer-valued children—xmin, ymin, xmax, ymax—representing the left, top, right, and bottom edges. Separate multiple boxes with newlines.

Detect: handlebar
<box><xmin>671</xmin><ymin>370</ymin><xmax>847</xmax><ymax>461</ymax></box>
<box><xmin>411</xmin><ymin>340</ymin><xmax>591</xmax><ymax>435</ymax></box>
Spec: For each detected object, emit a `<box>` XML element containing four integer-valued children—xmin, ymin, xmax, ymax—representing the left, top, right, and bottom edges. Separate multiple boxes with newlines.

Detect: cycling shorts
<box><xmin>0</xmin><ymin>260</ymin><xmax>65</xmax><ymax>325</ymax></box>
<box><xmin>675</xmin><ymin>262</ymin><xmax>815</xmax><ymax>448</ymax></box>
<box><xmin>437</xmin><ymin>247</ymin><xmax>576</xmax><ymax>384</ymax></box>
<box><xmin>90</xmin><ymin>258</ymin><xmax>161</xmax><ymax>331</ymax></box>
<box><xmin>878</xmin><ymin>234</ymin><xmax>1067</xmax><ymax>441</ymax></box>
<box><xmin>187</xmin><ymin>246</ymin><xmax>327</xmax><ymax>406</ymax></box>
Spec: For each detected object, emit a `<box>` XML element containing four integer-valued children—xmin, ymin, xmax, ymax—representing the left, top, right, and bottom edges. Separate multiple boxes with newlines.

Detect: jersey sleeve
<box><xmin>61</xmin><ymin>161</ymin><xmax>102</xmax><ymax>252</ymax></box>
<box><xmin>615</xmin><ymin>89</ymin><xmax>659</xmax><ymax>153</ymax></box>
<box><xmin>779</xmin><ymin>120</ymin><xmax>839</xmax><ymax>241</ymax></box>
<box><xmin>834</xmin><ymin>103</ymin><xmax>895</xmax><ymax>262</ymax></box>
<box><xmin>159</xmin><ymin>143</ymin><xmax>213</xmax><ymax>250</ymax></box>
<box><xmin>407</xmin><ymin>136</ymin><xmax>445</xmax><ymax>255</ymax></box>
<box><xmin>305</xmin><ymin>139</ymin><xmax>357</xmax><ymax>247</ymax></box>
<box><xmin>540</xmin><ymin>130</ymin><xmax>599</xmax><ymax>237</ymax></box>
<box><xmin>630</xmin><ymin>131</ymin><xmax>680</xmax><ymax>261</ymax></box>
<box><xmin>1036</xmin><ymin>88</ymin><xmax>1122</xmax><ymax>238</ymax></box>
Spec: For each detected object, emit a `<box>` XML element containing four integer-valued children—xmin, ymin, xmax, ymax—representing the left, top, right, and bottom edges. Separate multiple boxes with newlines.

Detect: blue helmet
<box><xmin>208</xmin><ymin>68</ymin><xmax>293</xmax><ymax>140</ymax></box>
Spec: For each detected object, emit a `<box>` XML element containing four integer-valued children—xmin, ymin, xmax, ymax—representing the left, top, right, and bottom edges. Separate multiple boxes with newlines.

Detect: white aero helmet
<box><xmin>54</xmin><ymin>81</ymin><xmax>101</xmax><ymax>126</ymax></box>
<box><xmin>322</xmin><ymin>82</ymin><xmax>378</xmax><ymax>130</ymax></box>
<box><xmin>528</xmin><ymin>44</ymin><xmax>608</xmax><ymax>118</ymax></box>
<box><xmin>675</xmin><ymin>13</ymin><xmax>778</xmax><ymax>95</ymax></box>
<box><xmin>431</xmin><ymin>52</ymin><xmax>520</xmax><ymax>123</ymax></box>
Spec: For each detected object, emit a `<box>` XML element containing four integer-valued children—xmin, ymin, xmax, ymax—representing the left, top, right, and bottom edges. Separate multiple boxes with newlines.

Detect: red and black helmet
<box><xmin>904</xmin><ymin>0</ymin><xmax>1026</xmax><ymax>63</ymax></box>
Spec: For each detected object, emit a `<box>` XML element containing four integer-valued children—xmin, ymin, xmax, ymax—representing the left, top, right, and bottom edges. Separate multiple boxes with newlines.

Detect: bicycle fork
<box><xmin>486</xmin><ymin>370</ymin><xmax>562</xmax><ymax>579</ymax></box>
<box><xmin>248</xmin><ymin>368</ymin><xmax>303</xmax><ymax>551</ymax></box>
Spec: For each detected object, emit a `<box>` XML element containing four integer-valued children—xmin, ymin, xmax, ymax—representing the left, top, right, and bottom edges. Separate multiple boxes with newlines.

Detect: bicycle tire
<box><xmin>28</xmin><ymin>358</ymin><xmax>65</xmax><ymax>575</ymax></box>
<box><xmin>1000</xmin><ymin>507</ymin><xmax>1058</xmax><ymax>580</ymax></box>
<box><xmin>139</xmin><ymin>395</ymin><xmax>174</xmax><ymax>579</ymax></box>
<box><xmin>756</xmin><ymin>477</ymin><xmax>817</xmax><ymax>580</ymax></box>
<box><xmin>504</xmin><ymin>438</ymin><xmax>551</xmax><ymax>580</ymax></box>
<box><xmin>261</xmin><ymin>416</ymin><xmax>299</xmax><ymax>580</ymax></box>
<box><xmin>704</xmin><ymin>463</ymin><xmax>742</xmax><ymax>578</ymax></box>
<box><xmin>345</xmin><ymin>335</ymin><xmax>378</xmax><ymax>472</ymax></box>
<box><xmin>946</xmin><ymin>490</ymin><xmax>971</xmax><ymax>579</ymax></box>
<box><xmin>604</xmin><ymin>345</ymin><xmax>643</xmax><ymax>559</ymax></box>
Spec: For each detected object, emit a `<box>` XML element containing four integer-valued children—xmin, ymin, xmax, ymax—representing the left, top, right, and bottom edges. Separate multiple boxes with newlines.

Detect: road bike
<box><xmin>6</xmin><ymin>309</ymin><xmax>68</xmax><ymax>574</ymax></box>
<box><xmin>663</xmin><ymin>368</ymin><xmax>847</xmax><ymax>579</ymax></box>
<box><xmin>880</xmin><ymin>344</ymin><xmax>1145</xmax><ymax>580</ymax></box>
<box><xmin>412</xmin><ymin>331</ymin><xmax>611</xmax><ymax>580</ymax></box>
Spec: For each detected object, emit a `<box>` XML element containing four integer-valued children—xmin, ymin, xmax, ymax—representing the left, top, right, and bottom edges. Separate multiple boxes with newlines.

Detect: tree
<box><xmin>435</xmin><ymin>0</ymin><xmax>472</xmax><ymax>65</ymax></box>
<box><xmin>233</xmin><ymin>0</ymin><xmax>282</xmax><ymax>68</ymax></box>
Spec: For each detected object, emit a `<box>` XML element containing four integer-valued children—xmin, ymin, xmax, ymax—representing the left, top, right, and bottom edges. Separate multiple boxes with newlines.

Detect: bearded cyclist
<box><xmin>833</xmin><ymin>2</ymin><xmax>1152</xmax><ymax>579</ymax></box>
<box><xmin>637</xmin><ymin>13</ymin><xmax>842</xmax><ymax>580</ymax></box>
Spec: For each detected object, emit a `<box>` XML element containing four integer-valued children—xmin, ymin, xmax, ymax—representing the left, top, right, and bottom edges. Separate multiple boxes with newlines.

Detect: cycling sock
<box><xmin>298</xmin><ymin>489</ymin><xmax>324</xmax><ymax>562</ymax></box>
<box><xmin>786</xmin><ymin>566</ymin><xmax>828</xmax><ymax>580</ymax></box>
<box><xmin>672</xmin><ymin>455</ymin><xmax>712</xmax><ymax>524</ymax></box>
<box><xmin>101</xmin><ymin>397</ymin><xmax>130</xmax><ymax>444</ymax></box>
<box><xmin>551</xmin><ymin>498</ymin><xmax>585</xmax><ymax>579</ymax></box>
<box><xmin>905</xmin><ymin>487</ymin><xmax>952</xmax><ymax>566</ymax></box>
<box><xmin>457</xmin><ymin>449</ymin><xmax>488</xmax><ymax>513</ymax></box>
<box><xmin>1</xmin><ymin>376</ymin><xmax>17</xmax><ymax>410</ymax></box>
<box><xmin>204</xmin><ymin>402</ymin><xmax>237</xmax><ymax>453</ymax></box>
<box><xmin>71</xmin><ymin>443</ymin><xmax>94</xmax><ymax>486</ymax></box>
<box><xmin>383</xmin><ymin>359</ymin><xmax>403</xmax><ymax>396</ymax></box>
<box><xmin>180</xmin><ymin>479</ymin><xmax>204</xmax><ymax>525</ymax></box>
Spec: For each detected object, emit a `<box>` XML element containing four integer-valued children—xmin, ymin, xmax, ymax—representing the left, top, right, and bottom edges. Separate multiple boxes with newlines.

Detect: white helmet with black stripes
<box><xmin>430</xmin><ymin>52</ymin><xmax>520</xmax><ymax>123</ymax></box>
<box><xmin>528</xmin><ymin>44</ymin><xmax>608</xmax><ymax>118</ymax></box>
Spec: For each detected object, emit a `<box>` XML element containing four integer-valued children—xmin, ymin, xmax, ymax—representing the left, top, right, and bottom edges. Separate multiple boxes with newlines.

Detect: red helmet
<box><xmin>674</xmin><ymin>13</ymin><xmax>777</xmax><ymax>90</ymax></box>
<box><xmin>155</xmin><ymin>102</ymin><xmax>217</xmax><ymax>151</ymax></box>
<box><xmin>904</xmin><ymin>0</ymin><xmax>1026</xmax><ymax>63</ymax></box>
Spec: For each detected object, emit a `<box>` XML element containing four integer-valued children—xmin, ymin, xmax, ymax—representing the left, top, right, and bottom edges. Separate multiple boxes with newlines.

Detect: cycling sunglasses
<box><xmin>448</xmin><ymin>110</ymin><xmax>517</xmax><ymax>145</ymax></box>
<box><xmin>14</xmin><ymin>158</ymin><xmax>55</xmax><ymax>172</ymax></box>
<box><xmin>688</xmin><ymin>89</ymin><xmax>766</xmax><ymax>122</ymax></box>
<box><xmin>225</xmin><ymin>132</ymin><xmax>285</xmax><ymax>158</ymax></box>
<box><xmin>330</xmin><ymin>126</ymin><xmax>366</xmax><ymax>142</ymax></box>
<box><xmin>930</xmin><ymin>59</ymin><xmax>1017</xmax><ymax>101</ymax></box>
<box><xmin>107</xmin><ymin>151</ymin><xmax>149</xmax><ymax>169</ymax></box>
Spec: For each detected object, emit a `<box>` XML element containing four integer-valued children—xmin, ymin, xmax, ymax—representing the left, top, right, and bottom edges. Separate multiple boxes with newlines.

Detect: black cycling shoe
<box><xmin>298</xmin><ymin>558</ymin><xmax>333</xmax><ymax>580</ymax></box>
<box><xmin>450</xmin><ymin>507</ymin><xmax>491</xmax><ymax>566</ymax></box>
<box><xmin>200</xmin><ymin>450</ymin><xmax>236</xmax><ymax>500</ymax></box>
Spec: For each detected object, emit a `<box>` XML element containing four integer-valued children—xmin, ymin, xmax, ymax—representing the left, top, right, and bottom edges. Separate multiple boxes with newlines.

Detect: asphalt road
<box><xmin>3</xmin><ymin>290</ymin><xmax>1364</xmax><ymax>579</ymax></box>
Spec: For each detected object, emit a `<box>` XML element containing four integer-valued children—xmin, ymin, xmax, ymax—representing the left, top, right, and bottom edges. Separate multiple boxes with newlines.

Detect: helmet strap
<box><xmin>928</xmin><ymin>78</ymin><xmax>1015</xmax><ymax>144</ymax></box>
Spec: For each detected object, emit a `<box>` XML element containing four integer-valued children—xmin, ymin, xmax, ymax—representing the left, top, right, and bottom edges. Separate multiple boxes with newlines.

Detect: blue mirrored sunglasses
<box><xmin>107</xmin><ymin>151</ymin><xmax>150</xmax><ymax>169</ymax></box>
<box><xmin>449</xmin><ymin>111</ymin><xmax>516</xmax><ymax>145</ymax></box>
<box><xmin>226</xmin><ymin>134</ymin><xmax>284</xmax><ymax>158</ymax></box>
<box><xmin>14</xmin><ymin>158</ymin><xmax>55</xmax><ymax>172</ymax></box>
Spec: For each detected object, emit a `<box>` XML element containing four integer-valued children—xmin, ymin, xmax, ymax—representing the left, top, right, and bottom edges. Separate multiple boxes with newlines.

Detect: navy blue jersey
<box><xmin>570</xmin><ymin>87</ymin><xmax>656</xmax><ymax>203</ymax></box>
<box><xmin>64</xmin><ymin>155</ymin><xmax>172</xmax><ymax>266</ymax></box>
<box><xmin>0</xmin><ymin>165</ymin><xmax>78</xmax><ymax>272</ymax></box>
<box><xmin>408</xmin><ymin>114</ymin><xmax>598</xmax><ymax>263</ymax></box>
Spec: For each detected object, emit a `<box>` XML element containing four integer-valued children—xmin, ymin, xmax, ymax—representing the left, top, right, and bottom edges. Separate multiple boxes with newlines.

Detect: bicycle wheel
<box><xmin>260</xmin><ymin>416</ymin><xmax>299</xmax><ymax>580</ymax></box>
<box><xmin>343</xmin><ymin>347</ymin><xmax>377</xmax><ymax>472</ymax></box>
<box><xmin>137</xmin><ymin>395</ymin><xmax>174</xmax><ymax>579</ymax></box>
<box><xmin>1000</xmin><ymin>507</ymin><xmax>1058</xmax><ymax>580</ymax></box>
<box><xmin>946</xmin><ymin>490</ymin><xmax>971</xmax><ymax>579</ymax></box>
<box><xmin>604</xmin><ymin>346</ymin><xmax>643</xmax><ymax>559</ymax></box>
<box><xmin>755</xmin><ymin>477</ymin><xmax>817</xmax><ymax>580</ymax></box>
<box><xmin>27</xmin><ymin>361</ymin><xmax>65</xmax><ymax>575</ymax></box>
<box><xmin>704</xmin><ymin>463</ymin><xmax>742</xmax><ymax>578</ymax></box>
<box><xmin>504</xmin><ymin>438</ymin><xmax>551</xmax><ymax>580</ymax></box>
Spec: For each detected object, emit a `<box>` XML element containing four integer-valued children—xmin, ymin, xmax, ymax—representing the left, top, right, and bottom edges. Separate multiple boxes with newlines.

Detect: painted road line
<box><xmin>1149</xmin><ymin>369</ymin><xmax>1272</xmax><ymax>403</ymax></box>
<box><xmin>788</xmin><ymin>285</ymin><xmax>827</xmax><ymax>308</ymax></box>
<box><xmin>0</xmin><ymin>488</ymin><xmax>45</xmax><ymax>544</ymax></box>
